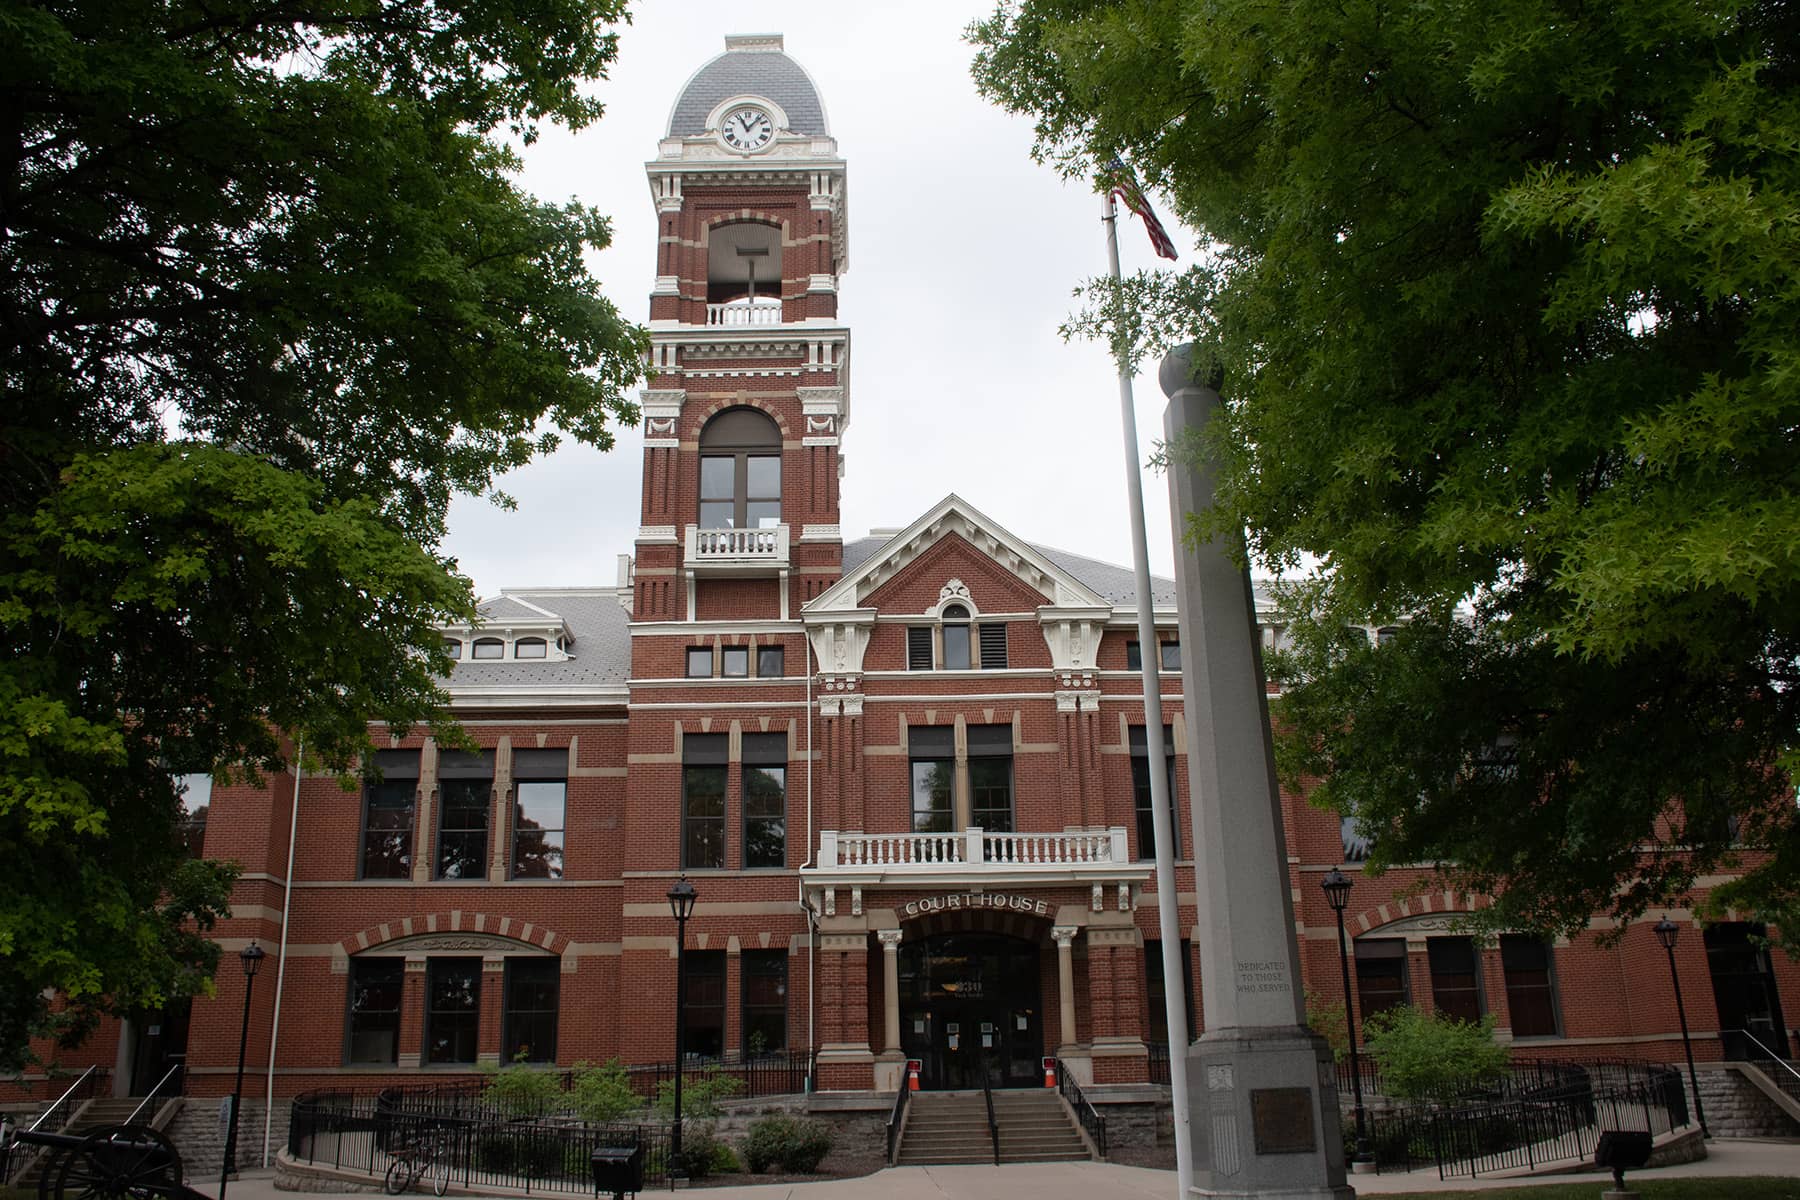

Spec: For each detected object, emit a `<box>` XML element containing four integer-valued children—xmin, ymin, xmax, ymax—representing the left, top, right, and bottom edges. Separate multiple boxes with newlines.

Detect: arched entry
<box><xmin>899</xmin><ymin>932</ymin><xmax>1043</xmax><ymax>1089</ymax></box>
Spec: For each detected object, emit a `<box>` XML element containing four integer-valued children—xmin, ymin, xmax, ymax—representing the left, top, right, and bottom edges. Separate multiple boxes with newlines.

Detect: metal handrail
<box><xmin>1732</xmin><ymin>1028</ymin><xmax>1800</xmax><ymax>1094</ymax></box>
<box><xmin>1052</xmin><ymin>1057</ymin><xmax>1107</xmax><ymax>1159</ymax></box>
<box><xmin>126</xmin><ymin>1062</ymin><xmax>185</xmax><ymax>1126</ymax></box>
<box><xmin>885</xmin><ymin>1067</ymin><xmax>911</xmax><ymax>1165</ymax></box>
<box><xmin>4</xmin><ymin>1066</ymin><xmax>106</xmax><ymax>1185</ymax></box>
<box><xmin>25</xmin><ymin>1065</ymin><xmax>103</xmax><ymax>1135</ymax></box>
<box><xmin>981</xmin><ymin>1060</ymin><xmax>999</xmax><ymax>1166</ymax></box>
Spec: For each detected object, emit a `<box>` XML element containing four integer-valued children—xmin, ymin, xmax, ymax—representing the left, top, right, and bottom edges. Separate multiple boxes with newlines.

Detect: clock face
<box><xmin>721</xmin><ymin>106</ymin><xmax>774</xmax><ymax>152</ymax></box>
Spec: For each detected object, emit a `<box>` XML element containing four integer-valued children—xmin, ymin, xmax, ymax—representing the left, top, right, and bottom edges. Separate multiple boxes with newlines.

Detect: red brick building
<box><xmin>17</xmin><ymin>34</ymin><xmax>1796</xmax><ymax>1124</ymax></box>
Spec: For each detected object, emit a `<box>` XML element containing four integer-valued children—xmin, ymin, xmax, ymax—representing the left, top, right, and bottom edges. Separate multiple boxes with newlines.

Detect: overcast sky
<box><xmin>442</xmin><ymin>2</ymin><xmax>1199</xmax><ymax>597</ymax></box>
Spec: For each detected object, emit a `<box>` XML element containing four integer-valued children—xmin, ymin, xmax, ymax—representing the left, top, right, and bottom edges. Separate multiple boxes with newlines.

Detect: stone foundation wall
<box><xmin>166</xmin><ymin>1097</ymin><xmax>294</xmax><ymax>1179</ymax></box>
<box><xmin>1695</xmin><ymin>1066</ymin><xmax>1800</xmax><ymax>1138</ymax></box>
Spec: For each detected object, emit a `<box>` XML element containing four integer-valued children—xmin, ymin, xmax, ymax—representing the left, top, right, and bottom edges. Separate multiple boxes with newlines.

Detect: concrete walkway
<box><xmin>196</xmin><ymin>1137</ymin><xmax>1798</xmax><ymax>1200</ymax></box>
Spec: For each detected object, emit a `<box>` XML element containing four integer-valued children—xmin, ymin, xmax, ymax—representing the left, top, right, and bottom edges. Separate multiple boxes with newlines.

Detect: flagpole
<box><xmin>1104</xmin><ymin>187</ymin><xmax>1194</xmax><ymax>1197</ymax></box>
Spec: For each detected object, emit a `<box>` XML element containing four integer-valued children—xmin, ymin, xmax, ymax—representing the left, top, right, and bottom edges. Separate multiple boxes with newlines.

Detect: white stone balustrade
<box><xmin>683</xmin><ymin>524</ymin><xmax>790</xmax><ymax>572</ymax></box>
<box><xmin>707</xmin><ymin>298</ymin><xmax>783</xmax><ymax>325</ymax></box>
<box><xmin>815</xmin><ymin>827</ymin><xmax>1132</xmax><ymax>872</ymax></box>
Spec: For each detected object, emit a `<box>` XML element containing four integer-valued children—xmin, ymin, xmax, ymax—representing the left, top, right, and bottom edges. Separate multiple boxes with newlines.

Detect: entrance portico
<box><xmin>804</xmin><ymin>842</ymin><xmax>1155</xmax><ymax>1092</ymax></box>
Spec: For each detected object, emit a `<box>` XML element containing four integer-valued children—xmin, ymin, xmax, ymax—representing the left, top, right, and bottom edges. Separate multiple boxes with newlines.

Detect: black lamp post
<box><xmin>1655</xmin><ymin>916</ymin><xmax>1709</xmax><ymax>1137</ymax></box>
<box><xmin>220</xmin><ymin>940</ymin><xmax>266</xmax><ymax>1200</ymax></box>
<box><xmin>667</xmin><ymin>877</ymin><xmax>697</xmax><ymax>1182</ymax></box>
<box><xmin>1321</xmin><ymin>868</ymin><xmax>1370</xmax><ymax>1164</ymax></box>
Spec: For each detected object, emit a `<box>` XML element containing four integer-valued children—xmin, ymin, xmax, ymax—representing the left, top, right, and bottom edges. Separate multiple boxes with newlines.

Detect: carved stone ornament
<box><xmin>936</xmin><ymin>579</ymin><xmax>972</xmax><ymax>610</ymax></box>
<box><xmin>646</xmin><ymin>416</ymin><xmax>677</xmax><ymax>437</ymax></box>
<box><xmin>805</xmin><ymin>415</ymin><xmax>835</xmax><ymax>435</ymax></box>
<box><xmin>1091</xmin><ymin>883</ymin><xmax>1105</xmax><ymax>912</ymax></box>
<box><xmin>369</xmin><ymin>933</ymin><xmax>551</xmax><ymax>955</ymax></box>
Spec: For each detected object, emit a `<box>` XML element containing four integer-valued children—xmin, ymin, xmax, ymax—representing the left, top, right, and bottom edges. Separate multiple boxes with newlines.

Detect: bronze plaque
<box><xmin>1250</xmin><ymin>1087</ymin><xmax>1316</xmax><ymax>1155</ymax></box>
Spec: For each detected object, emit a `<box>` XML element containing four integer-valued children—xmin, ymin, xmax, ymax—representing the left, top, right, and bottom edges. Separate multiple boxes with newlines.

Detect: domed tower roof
<box><xmin>666</xmin><ymin>34</ymin><xmax>829</xmax><ymax>137</ymax></box>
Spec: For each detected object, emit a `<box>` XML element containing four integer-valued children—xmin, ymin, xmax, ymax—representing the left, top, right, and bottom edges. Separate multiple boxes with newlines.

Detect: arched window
<box><xmin>514</xmin><ymin>638</ymin><xmax>547</xmax><ymax>659</ymax></box>
<box><xmin>443</xmin><ymin>639</ymin><xmax>462</xmax><ymax>660</ymax></box>
<box><xmin>471</xmin><ymin>638</ymin><xmax>504</xmax><ymax>660</ymax></box>
<box><xmin>941</xmin><ymin>603</ymin><xmax>972</xmax><ymax>670</ymax></box>
<box><xmin>698</xmin><ymin>407</ymin><xmax>781</xmax><ymax>529</ymax></box>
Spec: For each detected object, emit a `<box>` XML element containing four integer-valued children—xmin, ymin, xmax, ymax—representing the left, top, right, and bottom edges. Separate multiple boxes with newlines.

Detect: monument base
<box><xmin>1186</xmin><ymin>1026</ymin><xmax>1354</xmax><ymax>1200</ymax></box>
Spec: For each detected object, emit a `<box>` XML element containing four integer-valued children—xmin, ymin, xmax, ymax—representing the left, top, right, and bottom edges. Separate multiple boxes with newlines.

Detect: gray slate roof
<box><xmin>668</xmin><ymin>47</ymin><xmax>828</xmax><ymax>136</ymax></box>
<box><xmin>838</xmin><ymin>536</ymin><xmax>1178</xmax><ymax>608</ymax></box>
<box><xmin>447</xmin><ymin>590</ymin><xmax>631</xmax><ymax>692</ymax></box>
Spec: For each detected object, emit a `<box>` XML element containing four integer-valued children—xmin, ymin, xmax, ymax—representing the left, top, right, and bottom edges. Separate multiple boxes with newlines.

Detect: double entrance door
<box><xmin>898</xmin><ymin>933</ymin><xmax>1043</xmax><ymax>1090</ymax></box>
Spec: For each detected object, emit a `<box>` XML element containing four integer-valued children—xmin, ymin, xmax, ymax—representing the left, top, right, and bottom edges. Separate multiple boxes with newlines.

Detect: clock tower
<box><xmin>632</xmin><ymin>33</ymin><xmax>849</xmax><ymax>625</ymax></box>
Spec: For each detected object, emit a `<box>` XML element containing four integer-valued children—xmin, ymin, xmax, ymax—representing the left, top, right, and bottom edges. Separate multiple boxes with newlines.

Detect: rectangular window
<box><xmin>699</xmin><ymin>456</ymin><xmax>735</xmax><ymax>529</ymax></box>
<box><xmin>968</xmin><ymin>724</ymin><xmax>1013</xmax><ymax>835</ymax></box>
<box><xmin>756</xmin><ymin>645</ymin><xmax>784</xmax><ymax>677</ymax></box>
<box><xmin>1131</xmin><ymin>726</ymin><xmax>1179</xmax><ymax>859</ymax></box>
<box><xmin>909</xmin><ymin>727</ymin><xmax>954</xmax><ymax>833</ymax></box>
<box><xmin>436</xmin><ymin>750</ymin><xmax>493</xmax><ymax>880</ymax></box>
<box><xmin>1144</xmin><ymin>939</ymin><xmax>1195</xmax><ymax>1045</ymax></box>
<box><xmin>425</xmin><ymin>958</ymin><xmax>481</xmax><ymax>1064</ymax></box>
<box><xmin>1500</xmin><ymin>936</ymin><xmax>1560</xmax><ymax>1037</ymax></box>
<box><xmin>979</xmin><ymin>623</ymin><xmax>1008</xmax><ymax>669</ymax></box>
<box><xmin>942</xmin><ymin>623</ymin><xmax>971</xmax><ymax>669</ymax></box>
<box><xmin>1428</xmin><ymin>937</ymin><xmax>1483</xmax><ymax>1023</ymax></box>
<box><xmin>742</xmin><ymin>950</ymin><xmax>788</xmax><ymax>1054</ymax></box>
<box><xmin>683</xmin><ymin>950</ymin><xmax>727</xmax><ymax>1059</ymax></box>
<box><xmin>512</xmin><ymin>748</ymin><xmax>567</xmax><ymax>879</ymax></box>
<box><xmin>907</xmin><ymin>627</ymin><xmax>933</xmax><ymax>670</ymax></box>
<box><xmin>346</xmin><ymin>958</ymin><xmax>404</xmax><ymax>1065</ymax></box>
<box><xmin>361</xmin><ymin>750</ymin><xmax>418</xmax><ymax>879</ymax></box>
<box><xmin>1160</xmin><ymin>640</ymin><xmax>1181</xmax><ymax>671</ymax></box>
<box><xmin>743</xmin><ymin>733</ymin><xmax>787</xmax><ymax>869</ymax></box>
<box><xmin>686</xmin><ymin>647</ymin><xmax>712</xmax><ymax>678</ymax></box>
<box><xmin>722</xmin><ymin>646</ymin><xmax>749</xmax><ymax>677</ymax></box>
<box><xmin>682</xmin><ymin>734</ymin><xmax>727</xmax><ymax>869</ymax></box>
<box><xmin>1355</xmin><ymin>939</ymin><xmax>1409</xmax><ymax>1023</ymax></box>
<box><xmin>502</xmin><ymin>958</ymin><xmax>559</xmax><ymax>1063</ymax></box>
<box><xmin>745</xmin><ymin>455</ymin><xmax>781</xmax><ymax>529</ymax></box>
<box><xmin>1126</xmin><ymin>641</ymin><xmax>1142</xmax><ymax>671</ymax></box>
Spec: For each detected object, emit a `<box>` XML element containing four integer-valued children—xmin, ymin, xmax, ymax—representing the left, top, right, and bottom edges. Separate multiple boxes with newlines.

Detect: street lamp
<box><xmin>1654</xmin><ymin>916</ymin><xmax>1709</xmax><ymax>1137</ymax></box>
<box><xmin>1321</xmin><ymin>868</ymin><xmax>1370</xmax><ymax>1165</ymax></box>
<box><xmin>220</xmin><ymin>940</ymin><xmax>266</xmax><ymax>1200</ymax></box>
<box><xmin>667</xmin><ymin>877</ymin><xmax>698</xmax><ymax>1181</ymax></box>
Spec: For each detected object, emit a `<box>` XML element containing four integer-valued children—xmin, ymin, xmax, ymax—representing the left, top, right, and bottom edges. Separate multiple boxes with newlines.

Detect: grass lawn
<box><xmin>1386</xmin><ymin>1180</ymin><xmax>1800</xmax><ymax>1199</ymax></box>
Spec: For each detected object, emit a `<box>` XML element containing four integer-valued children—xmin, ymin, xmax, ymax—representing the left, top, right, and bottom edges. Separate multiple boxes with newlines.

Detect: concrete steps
<box><xmin>9</xmin><ymin>1098</ymin><xmax>159</xmax><ymax>1190</ymax></box>
<box><xmin>896</xmin><ymin>1089</ymin><xmax>1092</xmax><ymax>1165</ymax></box>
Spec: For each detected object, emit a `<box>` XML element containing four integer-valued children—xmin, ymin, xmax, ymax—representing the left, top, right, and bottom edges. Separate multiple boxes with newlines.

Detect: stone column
<box><xmin>1164</xmin><ymin>347</ymin><xmax>1352</xmax><ymax>1198</ymax></box>
<box><xmin>478</xmin><ymin>957</ymin><xmax>504</xmax><ymax>1066</ymax></box>
<box><xmin>1053</xmin><ymin>926</ymin><xmax>1079</xmax><ymax>1051</ymax></box>
<box><xmin>879</xmin><ymin>929</ymin><xmax>903</xmax><ymax>1053</ymax></box>
<box><xmin>399</xmin><ymin>957</ymin><xmax>426</xmax><ymax>1069</ymax></box>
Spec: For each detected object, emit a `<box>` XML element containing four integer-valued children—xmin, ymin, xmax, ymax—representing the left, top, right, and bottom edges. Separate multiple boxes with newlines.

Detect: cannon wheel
<box><xmin>50</xmin><ymin>1125</ymin><xmax>183</xmax><ymax>1200</ymax></box>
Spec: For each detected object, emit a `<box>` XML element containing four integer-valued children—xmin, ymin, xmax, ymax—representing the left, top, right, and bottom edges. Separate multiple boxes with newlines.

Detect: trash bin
<box><xmin>1594</xmin><ymin>1130</ymin><xmax>1652</xmax><ymax>1191</ymax></box>
<box><xmin>590</xmin><ymin>1143</ymin><xmax>644</xmax><ymax>1199</ymax></box>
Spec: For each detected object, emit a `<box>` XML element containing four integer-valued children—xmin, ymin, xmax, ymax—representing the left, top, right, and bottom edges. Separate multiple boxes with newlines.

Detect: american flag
<box><xmin>1105</xmin><ymin>157</ymin><xmax>1178</xmax><ymax>261</ymax></box>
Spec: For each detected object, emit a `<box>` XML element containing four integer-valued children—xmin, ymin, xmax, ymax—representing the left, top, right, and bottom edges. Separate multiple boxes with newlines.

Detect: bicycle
<box><xmin>383</xmin><ymin>1128</ymin><xmax>451</xmax><ymax>1197</ymax></box>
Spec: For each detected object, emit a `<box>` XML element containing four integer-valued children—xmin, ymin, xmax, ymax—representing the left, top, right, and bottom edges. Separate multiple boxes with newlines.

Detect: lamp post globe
<box><xmin>220</xmin><ymin>941</ymin><xmax>268</xmax><ymax>1200</ymax></box>
<box><xmin>1320</xmin><ymin>868</ymin><xmax>1370</xmax><ymax>1165</ymax></box>
<box><xmin>1654</xmin><ymin>916</ymin><xmax>1708</xmax><ymax>1136</ymax></box>
<box><xmin>667</xmin><ymin>878</ymin><xmax>697</xmax><ymax>1179</ymax></box>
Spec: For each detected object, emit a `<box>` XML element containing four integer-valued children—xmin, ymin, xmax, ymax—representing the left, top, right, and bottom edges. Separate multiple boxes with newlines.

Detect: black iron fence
<box><xmin>621</xmin><ymin>1050</ymin><xmax>813</xmax><ymax>1102</ymax></box>
<box><xmin>288</xmin><ymin>1089</ymin><xmax>675</xmax><ymax>1194</ymax></box>
<box><xmin>1148</xmin><ymin>1042</ymin><xmax>1170</xmax><ymax>1085</ymax></box>
<box><xmin>1359</xmin><ymin>1061</ymin><xmax>1690</xmax><ymax>1179</ymax></box>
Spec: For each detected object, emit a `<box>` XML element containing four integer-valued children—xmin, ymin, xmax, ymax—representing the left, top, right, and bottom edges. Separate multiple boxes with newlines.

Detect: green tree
<box><xmin>1</xmin><ymin>0</ymin><xmax>645</xmax><ymax>1069</ymax></box>
<box><xmin>971</xmin><ymin>1</ymin><xmax>1800</xmax><ymax>945</ymax></box>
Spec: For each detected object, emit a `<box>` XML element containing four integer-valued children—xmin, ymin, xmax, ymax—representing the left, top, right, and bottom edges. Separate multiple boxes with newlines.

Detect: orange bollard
<box><xmin>1043</xmin><ymin>1058</ymin><xmax>1056</xmax><ymax>1088</ymax></box>
<box><xmin>908</xmin><ymin>1061</ymin><xmax>920</xmax><ymax>1091</ymax></box>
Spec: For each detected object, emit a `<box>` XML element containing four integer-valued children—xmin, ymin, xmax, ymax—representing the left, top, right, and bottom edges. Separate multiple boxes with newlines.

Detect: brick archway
<box><xmin>1349</xmin><ymin>890</ymin><xmax>1493</xmax><ymax>937</ymax></box>
<box><xmin>340</xmin><ymin>910</ymin><xmax>567</xmax><ymax>957</ymax></box>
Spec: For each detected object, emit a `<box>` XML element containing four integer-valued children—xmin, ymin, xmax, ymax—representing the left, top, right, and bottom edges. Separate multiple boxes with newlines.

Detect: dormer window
<box><xmin>443</xmin><ymin>640</ymin><xmax>462</xmax><ymax>660</ymax></box>
<box><xmin>514</xmin><ymin>638</ymin><xmax>547</xmax><ymax>659</ymax></box>
<box><xmin>471</xmin><ymin>638</ymin><xmax>504</xmax><ymax>660</ymax></box>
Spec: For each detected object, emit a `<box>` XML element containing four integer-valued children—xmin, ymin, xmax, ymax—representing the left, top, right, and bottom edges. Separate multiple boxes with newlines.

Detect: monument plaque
<box><xmin>1250</xmin><ymin>1088</ymin><xmax>1317</xmax><ymax>1155</ymax></box>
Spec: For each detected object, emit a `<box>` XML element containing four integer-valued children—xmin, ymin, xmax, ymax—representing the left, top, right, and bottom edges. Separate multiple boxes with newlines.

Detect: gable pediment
<box><xmin>806</xmin><ymin>495</ymin><xmax>1106</xmax><ymax>616</ymax></box>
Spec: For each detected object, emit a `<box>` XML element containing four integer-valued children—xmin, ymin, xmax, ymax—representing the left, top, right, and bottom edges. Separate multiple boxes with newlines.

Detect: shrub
<box><xmin>743</xmin><ymin>1115</ymin><xmax>833</xmax><ymax>1174</ymax></box>
<box><xmin>1303</xmin><ymin>988</ymin><xmax>1351</xmax><ymax>1065</ymax></box>
<box><xmin>653</xmin><ymin>1068</ymin><xmax>743</xmax><ymax>1118</ymax></box>
<box><xmin>1361</xmin><ymin>1005</ymin><xmax>1509</xmax><ymax>1102</ymax></box>
<box><xmin>676</xmin><ymin>1123</ymin><xmax>737</xmax><ymax>1179</ymax></box>
<box><xmin>479</xmin><ymin>1057</ymin><xmax>563</xmax><ymax>1117</ymax></box>
<box><xmin>569</xmin><ymin>1058</ymin><xmax>644</xmax><ymax>1124</ymax></box>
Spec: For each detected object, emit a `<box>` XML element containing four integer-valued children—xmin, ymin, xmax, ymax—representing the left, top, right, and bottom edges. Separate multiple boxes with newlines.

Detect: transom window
<box><xmin>698</xmin><ymin>406</ymin><xmax>781</xmax><ymax>529</ymax></box>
